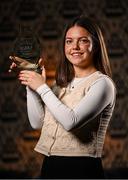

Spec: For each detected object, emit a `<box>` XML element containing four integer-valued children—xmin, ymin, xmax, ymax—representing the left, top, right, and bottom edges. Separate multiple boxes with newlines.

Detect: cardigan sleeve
<box><xmin>29</xmin><ymin>77</ymin><xmax>116</xmax><ymax>131</ymax></box>
<box><xmin>26</xmin><ymin>86</ymin><xmax>44</xmax><ymax>129</ymax></box>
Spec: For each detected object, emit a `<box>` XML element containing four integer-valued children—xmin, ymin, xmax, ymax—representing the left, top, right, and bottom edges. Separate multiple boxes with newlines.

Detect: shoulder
<box><xmin>92</xmin><ymin>74</ymin><xmax>116</xmax><ymax>90</ymax></box>
<box><xmin>90</xmin><ymin>74</ymin><xmax>117</xmax><ymax>100</ymax></box>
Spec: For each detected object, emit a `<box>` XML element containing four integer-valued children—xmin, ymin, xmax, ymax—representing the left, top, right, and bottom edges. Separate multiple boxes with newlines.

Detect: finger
<box><xmin>9</xmin><ymin>56</ymin><xmax>28</xmax><ymax>65</ymax></box>
<box><xmin>12</xmin><ymin>62</ymin><xmax>17</xmax><ymax>67</ymax></box>
<box><xmin>18</xmin><ymin>74</ymin><xmax>30</xmax><ymax>83</ymax></box>
<box><xmin>8</xmin><ymin>69</ymin><xmax>12</xmax><ymax>72</ymax></box>
<box><xmin>41</xmin><ymin>66</ymin><xmax>46</xmax><ymax>78</ymax></box>
<box><xmin>15</xmin><ymin>56</ymin><xmax>29</xmax><ymax>63</ymax></box>
<box><xmin>9</xmin><ymin>56</ymin><xmax>15</xmax><ymax>61</ymax></box>
<box><xmin>20</xmin><ymin>80</ymin><xmax>28</xmax><ymax>86</ymax></box>
<box><xmin>8</xmin><ymin>62</ymin><xmax>17</xmax><ymax>72</ymax></box>
<box><xmin>9</xmin><ymin>56</ymin><xmax>19</xmax><ymax>65</ymax></box>
<box><xmin>14</xmin><ymin>57</ymin><xmax>22</xmax><ymax>63</ymax></box>
<box><xmin>9</xmin><ymin>56</ymin><xmax>18</xmax><ymax>63</ymax></box>
<box><xmin>38</xmin><ymin>58</ymin><xmax>44</xmax><ymax>67</ymax></box>
<box><xmin>20</xmin><ymin>70</ymin><xmax>34</xmax><ymax>75</ymax></box>
<box><xmin>9</xmin><ymin>55</ymin><xmax>13</xmax><ymax>59</ymax></box>
<box><xmin>10</xmin><ymin>62</ymin><xmax>17</xmax><ymax>69</ymax></box>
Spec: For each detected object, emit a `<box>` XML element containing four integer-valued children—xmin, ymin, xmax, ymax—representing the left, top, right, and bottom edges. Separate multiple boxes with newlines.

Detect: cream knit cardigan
<box><xmin>35</xmin><ymin>72</ymin><xmax>115</xmax><ymax>157</ymax></box>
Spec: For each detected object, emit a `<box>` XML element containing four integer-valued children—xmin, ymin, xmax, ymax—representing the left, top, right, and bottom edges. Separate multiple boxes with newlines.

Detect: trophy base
<box><xmin>9</xmin><ymin>56</ymin><xmax>42</xmax><ymax>74</ymax></box>
<box><xmin>17</xmin><ymin>64</ymin><xmax>42</xmax><ymax>74</ymax></box>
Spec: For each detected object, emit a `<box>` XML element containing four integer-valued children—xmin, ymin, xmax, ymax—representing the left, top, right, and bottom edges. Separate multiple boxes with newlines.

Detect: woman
<box><xmin>10</xmin><ymin>15</ymin><xmax>116</xmax><ymax>178</ymax></box>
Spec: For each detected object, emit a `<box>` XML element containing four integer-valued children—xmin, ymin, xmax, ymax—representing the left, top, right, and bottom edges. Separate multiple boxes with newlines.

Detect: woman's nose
<box><xmin>72</xmin><ymin>41</ymin><xmax>80</xmax><ymax>49</ymax></box>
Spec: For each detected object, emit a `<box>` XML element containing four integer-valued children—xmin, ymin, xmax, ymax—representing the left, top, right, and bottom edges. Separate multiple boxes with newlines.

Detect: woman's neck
<box><xmin>74</xmin><ymin>67</ymin><xmax>98</xmax><ymax>78</ymax></box>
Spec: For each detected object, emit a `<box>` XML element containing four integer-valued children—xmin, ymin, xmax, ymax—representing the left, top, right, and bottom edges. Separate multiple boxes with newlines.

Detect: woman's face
<box><xmin>65</xmin><ymin>25</ymin><xmax>94</xmax><ymax>69</ymax></box>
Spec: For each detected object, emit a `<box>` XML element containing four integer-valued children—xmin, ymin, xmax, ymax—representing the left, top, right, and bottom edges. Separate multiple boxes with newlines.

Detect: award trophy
<box><xmin>10</xmin><ymin>25</ymin><xmax>42</xmax><ymax>73</ymax></box>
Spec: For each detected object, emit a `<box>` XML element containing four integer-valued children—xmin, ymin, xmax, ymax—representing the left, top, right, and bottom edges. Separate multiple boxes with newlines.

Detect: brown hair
<box><xmin>55</xmin><ymin>15</ymin><xmax>112</xmax><ymax>87</ymax></box>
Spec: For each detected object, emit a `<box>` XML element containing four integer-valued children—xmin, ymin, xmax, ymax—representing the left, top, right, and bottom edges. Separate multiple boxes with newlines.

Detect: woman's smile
<box><xmin>71</xmin><ymin>51</ymin><xmax>83</xmax><ymax>57</ymax></box>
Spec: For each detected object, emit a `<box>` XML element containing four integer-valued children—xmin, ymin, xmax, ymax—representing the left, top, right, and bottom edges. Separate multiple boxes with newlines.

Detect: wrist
<box><xmin>36</xmin><ymin>83</ymin><xmax>49</xmax><ymax>95</ymax></box>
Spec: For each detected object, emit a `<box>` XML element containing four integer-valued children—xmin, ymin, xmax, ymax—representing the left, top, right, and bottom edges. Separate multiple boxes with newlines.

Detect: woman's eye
<box><xmin>65</xmin><ymin>39</ymin><xmax>72</xmax><ymax>44</ymax></box>
<box><xmin>79</xmin><ymin>38</ymin><xmax>89</xmax><ymax>44</ymax></box>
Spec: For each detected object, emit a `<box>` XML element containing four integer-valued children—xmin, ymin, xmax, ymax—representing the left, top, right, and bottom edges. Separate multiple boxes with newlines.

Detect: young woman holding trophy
<box><xmin>9</xmin><ymin>15</ymin><xmax>116</xmax><ymax>179</ymax></box>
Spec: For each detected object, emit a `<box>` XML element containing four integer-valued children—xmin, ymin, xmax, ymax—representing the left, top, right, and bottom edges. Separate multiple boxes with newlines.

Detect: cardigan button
<box><xmin>48</xmin><ymin>152</ymin><xmax>50</xmax><ymax>156</ymax></box>
<box><xmin>52</xmin><ymin>136</ymin><xmax>55</xmax><ymax>140</ymax></box>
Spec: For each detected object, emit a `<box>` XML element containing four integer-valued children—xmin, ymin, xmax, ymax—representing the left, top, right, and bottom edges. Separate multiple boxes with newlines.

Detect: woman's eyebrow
<box><xmin>65</xmin><ymin>36</ymin><xmax>89</xmax><ymax>39</ymax></box>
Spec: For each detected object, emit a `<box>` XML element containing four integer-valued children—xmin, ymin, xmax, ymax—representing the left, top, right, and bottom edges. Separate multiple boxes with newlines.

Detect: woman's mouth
<box><xmin>71</xmin><ymin>52</ymin><xmax>83</xmax><ymax>57</ymax></box>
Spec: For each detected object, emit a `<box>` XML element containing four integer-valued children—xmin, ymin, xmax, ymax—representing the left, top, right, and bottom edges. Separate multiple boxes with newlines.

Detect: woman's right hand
<box><xmin>8</xmin><ymin>56</ymin><xmax>17</xmax><ymax>72</ymax></box>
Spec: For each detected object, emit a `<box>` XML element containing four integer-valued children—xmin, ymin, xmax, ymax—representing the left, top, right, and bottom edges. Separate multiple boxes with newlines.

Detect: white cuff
<box><xmin>36</xmin><ymin>84</ymin><xmax>51</xmax><ymax>97</ymax></box>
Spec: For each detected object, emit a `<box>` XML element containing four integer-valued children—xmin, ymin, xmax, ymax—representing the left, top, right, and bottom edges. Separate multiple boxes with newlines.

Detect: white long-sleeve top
<box><xmin>26</xmin><ymin>72</ymin><xmax>116</xmax><ymax>131</ymax></box>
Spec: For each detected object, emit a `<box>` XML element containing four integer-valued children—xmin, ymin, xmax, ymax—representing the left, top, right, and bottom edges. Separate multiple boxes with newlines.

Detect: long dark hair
<box><xmin>55</xmin><ymin>15</ymin><xmax>112</xmax><ymax>87</ymax></box>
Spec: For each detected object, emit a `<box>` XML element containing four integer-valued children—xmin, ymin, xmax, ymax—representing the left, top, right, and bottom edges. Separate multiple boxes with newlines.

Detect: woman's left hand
<box><xmin>18</xmin><ymin>66</ymin><xmax>46</xmax><ymax>91</ymax></box>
